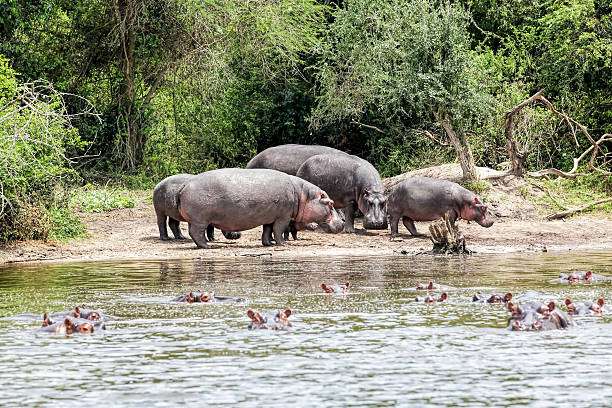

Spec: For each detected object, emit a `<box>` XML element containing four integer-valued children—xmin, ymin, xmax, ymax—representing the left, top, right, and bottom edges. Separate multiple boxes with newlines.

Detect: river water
<box><xmin>0</xmin><ymin>251</ymin><xmax>610</xmax><ymax>407</ymax></box>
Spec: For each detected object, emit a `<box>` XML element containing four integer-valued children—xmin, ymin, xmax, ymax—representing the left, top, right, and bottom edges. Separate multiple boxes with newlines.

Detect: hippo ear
<box><xmin>564</xmin><ymin>298</ymin><xmax>572</xmax><ymax>306</ymax></box>
<box><xmin>505</xmin><ymin>293</ymin><xmax>513</xmax><ymax>302</ymax></box>
<box><xmin>473</xmin><ymin>196</ymin><xmax>481</xmax><ymax>204</ymax></box>
<box><xmin>247</xmin><ymin>309</ymin><xmax>257</xmax><ymax>322</ymax></box>
<box><xmin>598</xmin><ymin>298</ymin><xmax>605</xmax><ymax>307</ymax></box>
<box><xmin>548</xmin><ymin>301</ymin><xmax>556</xmax><ymax>311</ymax></box>
<box><xmin>73</xmin><ymin>306</ymin><xmax>80</xmax><ymax>317</ymax></box>
<box><xmin>283</xmin><ymin>309</ymin><xmax>292</xmax><ymax>317</ymax></box>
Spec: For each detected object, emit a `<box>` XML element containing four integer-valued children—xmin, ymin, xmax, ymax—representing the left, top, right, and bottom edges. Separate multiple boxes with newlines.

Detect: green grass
<box><xmin>528</xmin><ymin>173</ymin><xmax>612</xmax><ymax>215</ymax></box>
<box><xmin>47</xmin><ymin>207</ymin><xmax>87</xmax><ymax>241</ymax></box>
<box><xmin>69</xmin><ymin>184</ymin><xmax>136</xmax><ymax>213</ymax></box>
<box><xmin>461</xmin><ymin>180</ymin><xmax>492</xmax><ymax>196</ymax></box>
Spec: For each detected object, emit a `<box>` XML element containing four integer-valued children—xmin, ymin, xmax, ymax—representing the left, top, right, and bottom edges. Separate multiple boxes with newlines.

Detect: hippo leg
<box><xmin>188</xmin><ymin>223</ymin><xmax>210</xmax><ymax>249</ymax></box>
<box><xmin>273</xmin><ymin>220</ymin><xmax>290</xmax><ymax>245</ymax></box>
<box><xmin>262</xmin><ymin>224</ymin><xmax>274</xmax><ymax>246</ymax></box>
<box><xmin>169</xmin><ymin>218</ymin><xmax>186</xmax><ymax>239</ymax></box>
<box><xmin>290</xmin><ymin>222</ymin><xmax>298</xmax><ymax>240</ymax></box>
<box><xmin>402</xmin><ymin>217</ymin><xmax>419</xmax><ymax>235</ymax></box>
<box><xmin>206</xmin><ymin>225</ymin><xmax>216</xmax><ymax>241</ymax></box>
<box><xmin>157</xmin><ymin>214</ymin><xmax>171</xmax><ymax>241</ymax></box>
<box><xmin>342</xmin><ymin>205</ymin><xmax>356</xmax><ymax>233</ymax></box>
<box><xmin>389</xmin><ymin>214</ymin><xmax>400</xmax><ymax>237</ymax></box>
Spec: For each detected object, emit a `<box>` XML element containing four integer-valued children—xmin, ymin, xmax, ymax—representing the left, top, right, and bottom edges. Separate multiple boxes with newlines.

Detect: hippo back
<box><xmin>153</xmin><ymin>173</ymin><xmax>194</xmax><ymax>218</ymax></box>
<box><xmin>246</xmin><ymin>144</ymin><xmax>347</xmax><ymax>175</ymax></box>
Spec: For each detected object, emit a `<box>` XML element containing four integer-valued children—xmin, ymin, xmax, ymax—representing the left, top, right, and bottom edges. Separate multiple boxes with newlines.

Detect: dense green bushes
<box><xmin>0</xmin><ymin>56</ymin><xmax>85</xmax><ymax>242</ymax></box>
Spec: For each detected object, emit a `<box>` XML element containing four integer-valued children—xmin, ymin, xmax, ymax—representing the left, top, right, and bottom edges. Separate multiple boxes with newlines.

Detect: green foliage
<box><xmin>48</xmin><ymin>207</ymin><xmax>87</xmax><ymax>241</ymax></box>
<box><xmin>0</xmin><ymin>67</ymin><xmax>85</xmax><ymax>243</ymax></box>
<box><xmin>462</xmin><ymin>180</ymin><xmax>492</xmax><ymax>195</ymax></box>
<box><xmin>529</xmin><ymin>173</ymin><xmax>612</xmax><ymax>214</ymax></box>
<box><xmin>70</xmin><ymin>185</ymin><xmax>135</xmax><ymax>213</ymax></box>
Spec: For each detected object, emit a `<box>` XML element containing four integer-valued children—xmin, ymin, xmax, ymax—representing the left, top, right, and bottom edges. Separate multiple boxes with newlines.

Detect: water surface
<box><xmin>0</xmin><ymin>251</ymin><xmax>611</xmax><ymax>406</ymax></box>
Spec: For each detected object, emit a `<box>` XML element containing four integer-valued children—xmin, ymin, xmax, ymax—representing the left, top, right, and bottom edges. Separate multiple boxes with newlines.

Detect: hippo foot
<box><xmin>343</xmin><ymin>227</ymin><xmax>356</xmax><ymax>234</ymax></box>
<box><xmin>194</xmin><ymin>243</ymin><xmax>210</xmax><ymax>249</ymax></box>
<box><xmin>160</xmin><ymin>236</ymin><xmax>172</xmax><ymax>241</ymax></box>
<box><xmin>175</xmin><ymin>235</ymin><xmax>187</xmax><ymax>240</ymax></box>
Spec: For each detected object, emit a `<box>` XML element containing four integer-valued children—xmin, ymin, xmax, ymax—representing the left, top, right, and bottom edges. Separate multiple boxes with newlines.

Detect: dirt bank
<box><xmin>1</xmin><ymin>170</ymin><xmax>611</xmax><ymax>265</ymax></box>
<box><xmin>1</xmin><ymin>200</ymin><xmax>611</xmax><ymax>266</ymax></box>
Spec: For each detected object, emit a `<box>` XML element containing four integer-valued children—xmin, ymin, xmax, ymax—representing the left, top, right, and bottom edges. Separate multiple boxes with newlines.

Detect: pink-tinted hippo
<box><xmin>387</xmin><ymin>177</ymin><xmax>494</xmax><ymax>236</ymax></box>
<box><xmin>247</xmin><ymin>309</ymin><xmax>292</xmax><ymax>330</ymax></box>
<box><xmin>178</xmin><ymin>168</ymin><xmax>344</xmax><ymax>248</ymax></box>
<box><xmin>321</xmin><ymin>282</ymin><xmax>350</xmax><ymax>294</ymax></box>
<box><xmin>565</xmin><ymin>298</ymin><xmax>606</xmax><ymax>316</ymax></box>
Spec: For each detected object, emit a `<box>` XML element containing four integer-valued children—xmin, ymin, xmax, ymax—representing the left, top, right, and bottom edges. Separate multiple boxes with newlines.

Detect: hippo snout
<box><xmin>476</xmin><ymin>215</ymin><xmax>494</xmax><ymax>228</ymax></box>
<box><xmin>363</xmin><ymin>219</ymin><xmax>388</xmax><ymax>230</ymax></box>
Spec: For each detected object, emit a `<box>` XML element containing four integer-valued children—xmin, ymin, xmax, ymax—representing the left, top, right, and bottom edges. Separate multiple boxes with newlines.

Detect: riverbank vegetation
<box><xmin>0</xmin><ymin>0</ymin><xmax>610</xmax><ymax>242</ymax></box>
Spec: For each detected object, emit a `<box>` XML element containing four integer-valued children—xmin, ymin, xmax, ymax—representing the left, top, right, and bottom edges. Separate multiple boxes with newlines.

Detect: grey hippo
<box><xmin>153</xmin><ymin>174</ymin><xmax>241</xmax><ymax>241</ymax></box>
<box><xmin>386</xmin><ymin>176</ymin><xmax>494</xmax><ymax>236</ymax></box>
<box><xmin>177</xmin><ymin>168</ymin><xmax>344</xmax><ymax>248</ymax></box>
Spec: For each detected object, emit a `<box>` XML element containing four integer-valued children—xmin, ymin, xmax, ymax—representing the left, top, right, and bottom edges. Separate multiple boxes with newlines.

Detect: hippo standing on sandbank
<box><xmin>153</xmin><ymin>174</ymin><xmax>241</xmax><ymax>241</ymax></box>
<box><xmin>246</xmin><ymin>144</ymin><xmax>348</xmax><ymax>175</ymax></box>
<box><xmin>386</xmin><ymin>177</ymin><xmax>494</xmax><ymax>237</ymax></box>
<box><xmin>296</xmin><ymin>154</ymin><xmax>387</xmax><ymax>232</ymax></box>
<box><xmin>178</xmin><ymin>168</ymin><xmax>344</xmax><ymax>248</ymax></box>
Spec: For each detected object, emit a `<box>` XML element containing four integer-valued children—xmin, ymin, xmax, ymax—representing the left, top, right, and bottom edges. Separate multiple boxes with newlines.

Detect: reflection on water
<box><xmin>0</xmin><ymin>252</ymin><xmax>611</xmax><ymax>406</ymax></box>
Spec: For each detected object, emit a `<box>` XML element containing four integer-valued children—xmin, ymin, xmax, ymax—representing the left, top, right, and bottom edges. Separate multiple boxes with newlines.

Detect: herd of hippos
<box><xmin>36</xmin><ymin>270</ymin><xmax>608</xmax><ymax>334</ymax></box>
<box><xmin>152</xmin><ymin>144</ymin><xmax>494</xmax><ymax>247</ymax></box>
<box><xmin>32</xmin><ymin>144</ymin><xmax>609</xmax><ymax>334</ymax></box>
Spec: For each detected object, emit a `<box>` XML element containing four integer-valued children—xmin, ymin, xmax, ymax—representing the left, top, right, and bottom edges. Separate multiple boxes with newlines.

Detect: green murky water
<box><xmin>0</xmin><ymin>251</ymin><xmax>611</xmax><ymax>407</ymax></box>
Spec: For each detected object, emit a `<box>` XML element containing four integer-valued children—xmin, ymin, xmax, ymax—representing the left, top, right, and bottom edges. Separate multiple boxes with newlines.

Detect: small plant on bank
<box><xmin>48</xmin><ymin>207</ymin><xmax>87</xmax><ymax>241</ymax></box>
<box><xmin>70</xmin><ymin>185</ymin><xmax>135</xmax><ymax>213</ymax></box>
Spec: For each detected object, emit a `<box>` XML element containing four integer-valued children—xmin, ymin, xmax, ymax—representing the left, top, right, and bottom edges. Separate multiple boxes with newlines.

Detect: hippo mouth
<box><xmin>362</xmin><ymin>220</ymin><xmax>388</xmax><ymax>230</ymax></box>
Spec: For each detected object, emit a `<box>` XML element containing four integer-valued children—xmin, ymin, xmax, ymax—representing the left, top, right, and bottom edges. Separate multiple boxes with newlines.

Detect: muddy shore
<box><xmin>1</xmin><ymin>196</ymin><xmax>611</xmax><ymax>265</ymax></box>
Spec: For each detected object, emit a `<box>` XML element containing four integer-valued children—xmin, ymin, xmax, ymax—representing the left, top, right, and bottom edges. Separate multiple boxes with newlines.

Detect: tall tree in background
<box><xmin>312</xmin><ymin>0</ymin><xmax>495</xmax><ymax>180</ymax></box>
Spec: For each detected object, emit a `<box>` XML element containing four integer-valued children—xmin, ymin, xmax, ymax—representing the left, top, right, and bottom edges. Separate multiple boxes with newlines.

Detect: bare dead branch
<box><xmin>546</xmin><ymin>198</ymin><xmax>612</xmax><ymax>220</ymax></box>
<box><xmin>350</xmin><ymin>120</ymin><xmax>385</xmax><ymax>134</ymax></box>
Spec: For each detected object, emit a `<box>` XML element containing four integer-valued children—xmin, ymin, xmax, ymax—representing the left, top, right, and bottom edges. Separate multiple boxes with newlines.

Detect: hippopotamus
<box><xmin>39</xmin><ymin>314</ymin><xmax>102</xmax><ymax>334</ymax></box>
<box><xmin>283</xmin><ymin>208</ymin><xmax>345</xmax><ymax>241</ymax></box>
<box><xmin>247</xmin><ymin>309</ymin><xmax>292</xmax><ymax>330</ymax></box>
<box><xmin>386</xmin><ymin>177</ymin><xmax>494</xmax><ymax>236</ymax></box>
<box><xmin>46</xmin><ymin>306</ymin><xmax>105</xmax><ymax>323</ymax></box>
<box><xmin>416</xmin><ymin>281</ymin><xmax>435</xmax><ymax>290</ymax></box>
<box><xmin>321</xmin><ymin>282</ymin><xmax>350</xmax><ymax>294</ymax></box>
<box><xmin>415</xmin><ymin>293</ymin><xmax>448</xmax><ymax>303</ymax></box>
<box><xmin>564</xmin><ymin>298</ymin><xmax>606</xmax><ymax>316</ymax></box>
<box><xmin>246</xmin><ymin>144</ymin><xmax>348</xmax><ymax>175</ymax></box>
<box><xmin>507</xmin><ymin>301</ymin><xmax>572</xmax><ymax>331</ymax></box>
<box><xmin>472</xmin><ymin>292</ymin><xmax>513</xmax><ymax>304</ymax></box>
<box><xmin>173</xmin><ymin>290</ymin><xmax>243</xmax><ymax>303</ymax></box>
<box><xmin>153</xmin><ymin>174</ymin><xmax>241</xmax><ymax>241</ymax></box>
<box><xmin>296</xmin><ymin>154</ymin><xmax>387</xmax><ymax>232</ymax></box>
<box><xmin>558</xmin><ymin>271</ymin><xmax>610</xmax><ymax>284</ymax></box>
<box><xmin>178</xmin><ymin>169</ymin><xmax>343</xmax><ymax>248</ymax></box>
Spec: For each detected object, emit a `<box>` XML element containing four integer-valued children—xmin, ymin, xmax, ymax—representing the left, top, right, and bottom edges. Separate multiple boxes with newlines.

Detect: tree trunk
<box><xmin>435</xmin><ymin>110</ymin><xmax>478</xmax><ymax>181</ymax></box>
<box><xmin>114</xmin><ymin>0</ymin><xmax>141</xmax><ymax>170</ymax></box>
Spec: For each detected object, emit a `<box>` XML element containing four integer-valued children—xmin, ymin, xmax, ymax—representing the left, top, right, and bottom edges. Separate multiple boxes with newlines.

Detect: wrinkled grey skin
<box><xmin>246</xmin><ymin>144</ymin><xmax>348</xmax><ymax>175</ymax></box>
<box><xmin>153</xmin><ymin>174</ymin><xmax>241</xmax><ymax>241</ymax></box>
<box><xmin>296</xmin><ymin>154</ymin><xmax>387</xmax><ymax>232</ymax></box>
<box><xmin>178</xmin><ymin>168</ymin><xmax>344</xmax><ymax>248</ymax></box>
<box><xmin>387</xmin><ymin>176</ymin><xmax>494</xmax><ymax>236</ymax></box>
<box><xmin>508</xmin><ymin>302</ymin><xmax>572</xmax><ymax>331</ymax></box>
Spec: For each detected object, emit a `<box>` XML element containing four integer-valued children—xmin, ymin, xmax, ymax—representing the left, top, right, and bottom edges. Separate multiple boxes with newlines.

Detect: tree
<box><xmin>311</xmin><ymin>0</ymin><xmax>495</xmax><ymax>180</ymax></box>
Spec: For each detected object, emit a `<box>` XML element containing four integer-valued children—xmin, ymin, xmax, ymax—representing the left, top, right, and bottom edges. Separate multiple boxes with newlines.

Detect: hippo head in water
<box><xmin>297</xmin><ymin>191</ymin><xmax>344</xmax><ymax>233</ymax></box>
<box><xmin>460</xmin><ymin>196</ymin><xmax>494</xmax><ymax>228</ymax></box>
<box><xmin>358</xmin><ymin>187</ymin><xmax>388</xmax><ymax>230</ymax></box>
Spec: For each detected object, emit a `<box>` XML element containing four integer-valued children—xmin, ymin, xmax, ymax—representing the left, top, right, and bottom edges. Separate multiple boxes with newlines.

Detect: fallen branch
<box><xmin>350</xmin><ymin>120</ymin><xmax>385</xmax><ymax>134</ymax></box>
<box><xmin>546</xmin><ymin>198</ymin><xmax>612</xmax><ymax>220</ymax></box>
